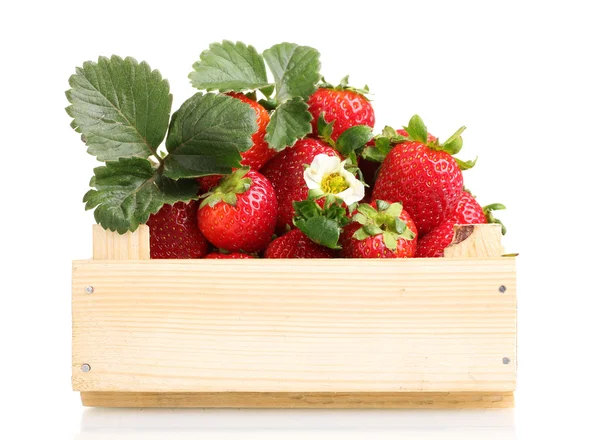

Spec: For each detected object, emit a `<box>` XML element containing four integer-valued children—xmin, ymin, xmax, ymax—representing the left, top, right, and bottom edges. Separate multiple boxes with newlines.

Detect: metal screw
<box><xmin>85</xmin><ymin>286</ymin><xmax>94</xmax><ymax>294</ymax></box>
<box><xmin>499</xmin><ymin>285</ymin><xmax>507</xmax><ymax>293</ymax></box>
<box><xmin>81</xmin><ymin>364</ymin><xmax>91</xmax><ymax>372</ymax></box>
<box><xmin>502</xmin><ymin>357</ymin><xmax>510</xmax><ymax>365</ymax></box>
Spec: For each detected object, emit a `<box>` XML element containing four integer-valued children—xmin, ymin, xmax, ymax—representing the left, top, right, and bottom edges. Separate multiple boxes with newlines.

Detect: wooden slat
<box><xmin>80</xmin><ymin>391</ymin><xmax>514</xmax><ymax>408</ymax></box>
<box><xmin>72</xmin><ymin>258</ymin><xmax>517</xmax><ymax>394</ymax></box>
<box><xmin>92</xmin><ymin>224</ymin><xmax>150</xmax><ymax>260</ymax></box>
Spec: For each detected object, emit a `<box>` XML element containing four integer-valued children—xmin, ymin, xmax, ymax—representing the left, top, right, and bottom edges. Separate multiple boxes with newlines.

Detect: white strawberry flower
<box><xmin>303</xmin><ymin>154</ymin><xmax>365</xmax><ymax>205</ymax></box>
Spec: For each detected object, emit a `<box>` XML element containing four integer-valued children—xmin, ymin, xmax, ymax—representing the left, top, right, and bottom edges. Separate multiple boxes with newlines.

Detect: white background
<box><xmin>1</xmin><ymin>0</ymin><xmax>599</xmax><ymax>438</ymax></box>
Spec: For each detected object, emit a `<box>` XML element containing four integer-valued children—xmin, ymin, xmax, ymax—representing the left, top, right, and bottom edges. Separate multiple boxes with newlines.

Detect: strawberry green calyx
<box><xmin>483</xmin><ymin>203</ymin><xmax>507</xmax><ymax>235</ymax></box>
<box><xmin>363</xmin><ymin>126</ymin><xmax>410</xmax><ymax>163</ymax></box>
<box><xmin>199</xmin><ymin>169</ymin><xmax>252</xmax><ymax>208</ymax></box>
<box><xmin>352</xmin><ymin>200</ymin><xmax>416</xmax><ymax>251</ymax></box>
<box><xmin>317</xmin><ymin>113</ymin><xmax>374</xmax><ymax>162</ymax></box>
<box><xmin>402</xmin><ymin>114</ymin><xmax>476</xmax><ymax>170</ymax></box>
<box><xmin>293</xmin><ymin>194</ymin><xmax>351</xmax><ymax>249</ymax></box>
<box><xmin>319</xmin><ymin>75</ymin><xmax>370</xmax><ymax>97</ymax></box>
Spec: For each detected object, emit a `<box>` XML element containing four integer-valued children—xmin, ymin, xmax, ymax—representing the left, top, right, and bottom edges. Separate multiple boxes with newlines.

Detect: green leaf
<box><xmin>66</xmin><ymin>56</ymin><xmax>172</xmax><ymax>161</ymax></box>
<box><xmin>318</xmin><ymin>112</ymin><xmax>334</xmax><ymax>144</ymax></box>
<box><xmin>362</xmin><ymin>146</ymin><xmax>387</xmax><ymax>163</ymax></box>
<box><xmin>265</xmin><ymin>98</ymin><xmax>313</xmax><ymax>151</ymax></box>
<box><xmin>336</xmin><ymin>125</ymin><xmax>374</xmax><ymax>156</ymax></box>
<box><xmin>294</xmin><ymin>216</ymin><xmax>341</xmax><ymax>249</ymax></box>
<box><xmin>163</xmin><ymin>93</ymin><xmax>257</xmax><ymax>179</ymax></box>
<box><xmin>382</xmin><ymin>232</ymin><xmax>398</xmax><ymax>251</ymax></box>
<box><xmin>263</xmin><ymin>43</ymin><xmax>321</xmax><ymax>102</ymax></box>
<box><xmin>441</xmin><ymin>126</ymin><xmax>466</xmax><ymax>154</ymax></box>
<box><xmin>404</xmin><ymin>115</ymin><xmax>428</xmax><ymax>143</ymax></box>
<box><xmin>189</xmin><ymin>41</ymin><xmax>270</xmax><ymax>92</ymax></box>
<box><xmin>83</xmin><ymin>157</ymin><xmax>198</xmax><ymax>234</ymax></box>
<box><xmin>352</xmin><ymin>228</ymin><xmax>370</xmax><ymax>241</ymax></box>
<box><xmin>455</xmin><ymin>156</ymin><xmax>478</xmax><ymax>170</ymax></box>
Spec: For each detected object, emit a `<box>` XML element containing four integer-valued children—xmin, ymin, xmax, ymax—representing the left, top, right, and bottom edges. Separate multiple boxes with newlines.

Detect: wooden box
<box><xmin>72</xmin><ymin>223</ymin><xmax>517</xmax><ymax>408</ymax></box>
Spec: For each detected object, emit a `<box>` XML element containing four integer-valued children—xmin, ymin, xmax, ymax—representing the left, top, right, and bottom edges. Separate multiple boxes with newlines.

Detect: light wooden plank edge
<box><xmin>92</xmin><ymin>224</ymin><xmax>150</xmax><ymax>260</ymax></box>
<box><xmin>81</xmin><ymin>391</ymin><xmax>514</xmax><ymax>409</ymax></box>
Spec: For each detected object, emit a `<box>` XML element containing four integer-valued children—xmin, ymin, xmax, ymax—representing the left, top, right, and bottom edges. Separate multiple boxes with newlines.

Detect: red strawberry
<box><xmin>147</xmin><ymin>201</ymin><xmax>209</xmax><ymax>259</ymax></box>
<box><xmin>340</xmin><ymin>200</ymin><xmax>417</xmax><ymax>258</ymax></box>
<box><xmin>416</xmin><ymin>192</ymin><xmax>506</xmax><ymax>257</ymax></box>
<box><xmin>205</xmin><ymin>252</ymin><xmax>254</xmax><ymax>259</ymax></box>
<box><xmin>227</xmin><ymin>93</ymin><xmax>276</xmax><ymax>170</ymax></box>
<box><xmin>197</xmin><ymin>169</ymin><xmax>277</xmax><ymax>253</ymax></box>
<box><xmin>307</xmin><ymin>77</ymin><xmax>375</xmax><ymax>141</ymax></box>
<box><xmin>372</xmin><ymin>115</ymin><xmax>475</xmax><ymax>234</ymax></box>
<box><xmin>265</xmin><ymin>229</ymin><xmax>336</xmax><ymax>259</ymax></box>
<box><xmin>261</xmin><ymin>138</ymin><xmax>341</xmax><ymax>231</ymax></box>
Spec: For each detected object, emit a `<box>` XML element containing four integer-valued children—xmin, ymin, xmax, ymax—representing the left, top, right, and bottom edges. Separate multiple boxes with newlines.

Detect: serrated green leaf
<box><xmin>265</xmin><ymin>98</ymin><xmax>313</xmax><ymax>151</ymax></box>
<box><xmin>83</xmin><ymin>157</ymin><xmax>198</xmax><ymax>234</ymax></box>
<box><xmin>295</xmin><ymin>216</ymin><xmax>341</xmax><ymax>249</ymax></box>
<box><xmin>66</xmin><ymin>55</ymin><xmax>172</xmax><ymax>161</ymax></box>
<box><xmin>163</xmin><ymin>93</ymin><xmax>257</xmax><ymax>179</ymax></box>
<box><xmin>336</xmin><ymin>125</ymin><xmax>374</xmax><ymax>156</ymax></box>
<box><xmin>189</xmin><ymin>41</ymin><xmax>270</xmax><ymax>92</ymax></box>
<box><xmin>263</xmin><ymin>43</ymin><xmax>321</xmax><ymax>102</ymax></box>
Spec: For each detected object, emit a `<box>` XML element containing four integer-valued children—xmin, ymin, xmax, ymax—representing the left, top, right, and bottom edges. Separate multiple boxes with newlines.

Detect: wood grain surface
<box><xmin>80</xmin><ymin>391</ymin><xmax>514</xmax><ymax>408</ymax></box>
<box><xmin>72</xmin><ymin>258</ymin><xmax>517</xmax><ymax>394</ymax></box>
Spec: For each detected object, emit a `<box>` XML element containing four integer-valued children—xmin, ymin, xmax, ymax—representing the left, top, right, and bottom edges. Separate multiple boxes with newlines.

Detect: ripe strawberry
<box><xmin>416</xmin><ymin>192</ymin><xmax>506</xmax><ymax>257</ymax></box>
<box><xmin>204</xmin><ymin>252</ymin><xmax>254</xmax><ymax>259</ymax></box>
<box><xmin>147</xmin><ymin>201</ymin><xmax>209</xmax><ymax>259</ymax></box>
<box><xmin>227</xmin><ymin>92</ymin><xmax>276</xmax><ymax>170</ymax></box>
<box><xmin>340</xmin><ymin>200</ymin><xmax>417</xmax><ymax>258</ymax></box>
<box><xmin>197</xmin><ymin>169</ymin><xmax>277</xmax><ymax>253</ymax></box>
<box><xmin>307</xmin><ymin>77</ymin><xmax>375</xmax><ymax>141</ymax></box>
<box><xmin>372</xmin><ymin>115</ymin><xmax>475</xmax><ymax>234</ymax></box>
<box><xmin>261</xmin><ymin>138</ymin><xmax>341</xmax><ymax>231</ymax></box>
<box><xmin>265</xmin><ymin>229</ymin><xmax>336</xmax><ymax>258</ymax></box>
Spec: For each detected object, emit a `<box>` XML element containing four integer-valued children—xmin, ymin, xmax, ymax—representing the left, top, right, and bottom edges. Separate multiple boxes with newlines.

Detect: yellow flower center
<box><xmin>321</xmin><ymin>172</ymin><xmax>349</xmax><ymax>194</ymax></box>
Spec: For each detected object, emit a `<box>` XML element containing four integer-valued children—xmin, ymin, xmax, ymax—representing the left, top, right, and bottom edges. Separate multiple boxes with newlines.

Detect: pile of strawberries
<box><xmin>148</xmin><ymin>84</ymin><xmax>505</xmax><ymax>259</ymax></box>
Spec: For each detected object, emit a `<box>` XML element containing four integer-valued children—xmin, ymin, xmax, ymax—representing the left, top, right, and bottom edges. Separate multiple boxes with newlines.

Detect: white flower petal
<box><xmin>303</xmin><ymin>154</ymin><xmax>342</xmax><ymax>190</ymax></box>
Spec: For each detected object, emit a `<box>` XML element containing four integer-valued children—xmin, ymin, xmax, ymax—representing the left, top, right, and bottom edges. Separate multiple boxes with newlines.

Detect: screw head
<box><xmin>502</xmin><ymin>357</ymin><xmax>510</xmax><ymax>365</ymax></box>
<box><xmin>85</xmin><ymin>286</ymin><xmax>94</xmax><ymax>294</ymax></box>
<box><xmin>81</xmin><ymin>364</ymin><xmax>91</xmax><ymax>372</ymax></box>
<box><xmin>499</xmin><ymin>285</ymin><xmax>507</xmax><ymax>293</ymax></box>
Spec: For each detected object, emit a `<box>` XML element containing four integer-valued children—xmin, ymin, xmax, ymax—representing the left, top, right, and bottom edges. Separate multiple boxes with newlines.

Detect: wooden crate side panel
<box><xmin>72</xmin><ymin>259</ymin><xmax>517</xmax><ymax>393</ymax></box>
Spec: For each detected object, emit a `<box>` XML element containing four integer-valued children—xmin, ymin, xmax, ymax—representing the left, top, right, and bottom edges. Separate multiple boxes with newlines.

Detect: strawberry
<box><xmin>265</xmin><ymin>228</ymin><xmax>336</xmax><ymax>258</ymax></box>
<box><xmin>227</xmin><ymin>92</ymin><xmax>276</xmax><ymax>170</ymax></box>
<box><xmin>147</xmin><ymin>201</ymin><xmax>209</xmax><ymax>259</ymax></box>
<box><xmin>260</xmin><ymin>138</ymin><xmax>341</xmax><ymax>231</ymax></box>
<box><xmin>204</xmin><ymin>252</ymin><xmax>254</xmax><ymax>259</ymax></box>
<box><xmin>307</xmin><ymin>77</ymin><xmax>375</xmax><ymax>141</ymax></box>
<box><xmin>372</xmin><ymin>115</ymin><xmax>475</xmax><ymax>234</ymax></box>
<box><xmin>340</xmin><ymin>200</ymin><xmax>417</xmax><ymax>258</ymax></box>
<box><xmin>197</xmin><ymin>169</ymin><xmax>277</xmax><ymax>253</ymax></box>
<box><xmin>197</xmin><ymin>175</ymin><xmax>223</xmax><ymax>195</ymax></box>
<box><xmin>416</xmin><ymin>192</ymin><xmax>506</xmax><ymax>257</ymax></box>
